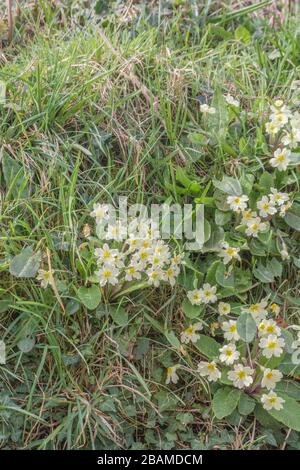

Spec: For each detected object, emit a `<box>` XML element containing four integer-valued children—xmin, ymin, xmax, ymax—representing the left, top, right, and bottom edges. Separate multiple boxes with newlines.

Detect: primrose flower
<box><xmin>132</xmin><ymin>248</ymin><xmax>150</xmax><ymax>268</ymax></box>
<box><xmin>222</xmin><ymin>320</ymin><xmax>240</xmax><ymax>342</ymax></box>
<box><xmin>200</xmin><ymin>104</ymin><xmax>216</xmax><ymax>114</ymax></box>
<box><xmin>245</xmin><ymin>217</ymin><xmax>267</xmax><ymax>238</ymax></box>
<box><xmin>261</xmin><ymin>391</ymin><xmax>285</xmax><ymax>411</ymax></box>
<box><xmin>199</xmin><ymin>283</ymin><xmax>218</xmax><ymax>304</ymax></box>
<box><xmin>164</xmin><ymin>264</ymin><xmax>180</xmax><ymax>286</ymax></box>
<box><xmin>257</xmin><ymin>196</ymin><xmax>277</xmax><ymax>218</ymax></box>
<box><xmin>258</xmin><ymin>319</ymin><xmax>281</xmax><ymax>337</ymax></box>
<box><xmin>265</xmin><ymin>121</ymin><xmax>280</xmax><ymax>136</ymax></box>
<box><xmin>270</xmin><ymin>104</ymin><xmax>291</xmax><ymax>126</ymax></box>
<box><xmin>227</xmin><ymin>194</ymin><xmax>249</xmax><ymax>212</ymax></box>
<box><xmin>270</xmin><ymin>148</ymin><xmax>291</xmax><ymax>171</ymax></box>
<box><xmin>124</xmin><ymin>265</ymin><xmax>141</xmax><ymax>282</ymax></box>
<box><xmin>106</xmin><ymin>222</ymin><xmax>127</xmax><ymax>241</ymax></box>
<box><xmin>243</xmin><ymin>300</ymin><xmax>268</xmax><ymax>323</ymax></box>
<box><xmin>219</xmin><ymin>242</ymin><xmax>241</xmax><ymax>265</ymax></box>
<box><xmin>241</xmin><ymin>210</ymin><xmax>257</xmax><ymax>224</ymax></box>
<box><xmin>279</xmin><ymin>201</ymin><xmax>293</xmax><ymax>217</ymax></box>
<box><xmin>37</xmin><ymin>269</ymin><xmax>54</xmax><ymax>289</ymax></box>
<box><xmin>90</xmin><ymin>203</ymin><xmax>109</xmax><ymax>222</ymax></box>
<box><xmin>228</xmin><ymin>364</ymin><xmax>254</xmax><ymax>389</ymax></box>
<box><xmin>261</xmin><ymin>368</ymin><xmax>283</xmax><ymax>390</ymax></box>
<box><xmin>219</xmin><ymin>343</ymin><xmax>240</xmax><ymax>365</ymax></box>
<box><xmin>225</xmin><ymin>94</ymin><xmax>239</xmax><ymax>107</ymax></box>
<box><xmin>187</xmin><ymin>289</ymin><xmax>202</xmax><ymax>306</ymax></box>
<box><xmin>180</xmin><ymin>322</ymin><xmax>203</xmax><ymax>344</ymax></box>
<box><xmin>281</xmin><ymin>130</ymin><xmax>300</xmax><ymax>148</ymax></box>
<box><xmin>95</xmin><ymin>243</ymin><xmax>119</xmax><ymax>266</ymax></box>
<box><xmin>146</xmin><ymin>268</ymin><xmax>165</xmax><ymax>287</ymax></box>
<box><xmin>95</xmin><ymin>266</ymin><xmax>119</xmax><ymax>286</ymax></box>
<box><xmin>218</xmin><ymin>302</ymin><xmax>231</xmax><ymax>316</ymax></box>
<box><xmin>197</xmin><ymin>361</ymin><xmax>221</xmax><ymax>382</ymax></box>
<box><xmin>269</xmin><ymin>188</ymin><xmax>289</xmax><ymax>206</ymax></box>
<box><xmin>259</xmin><ymin>334</ymin><xmax>285</xmax><ymax>358</ymax></box>
<box><xmin>269</xmin><ymin>303</ymin><xmax>280</xmax><ymax>315</ymax></box>
<box><xmin>165</xmin><ymin>366</ymin><xmax>179</xmax><ymax>385</ymax></box>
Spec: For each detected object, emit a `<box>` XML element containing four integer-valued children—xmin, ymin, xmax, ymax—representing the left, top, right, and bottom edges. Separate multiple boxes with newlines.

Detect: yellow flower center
<box><xmin>237</xmin><ymin>370</ymin><xmax>246</xmax><ymax>379</ymax></box>
<box><xmin>103</xmin><ymin>270</ymin><xmax>112</xmax><ymax>278</ymax></box>
<box><xmin>207</xmin><ymin>363</ymin><xmax>216</xmax><ymax>371</ymax></box>
<box><xmin>266</xmin><ymin>325</ymin><xmax>275</xmax><ymax>333</ymax></box>
<box><xmin>277</xmin><ymin>154</ymin><xmax>286</xmax><ymax>162</ymax></box>
<box><xmin>268</xmin><ymin>341</ymin><xmax>276</xmax><ymax>349</ymax></box>
<box><xmin>226</xmin><ymin>350</ymin><xmax>233</xmax><ymax>356</ymax></box>
<box><xmin>186</xmin><ymin>326</ymin><xmax>194</xmax><ymax>335</ymax></box>
<box><xmin>230</xmin><ymin>325</ymin><xmax>237</xmax><ymax>333</ymax></box>
<box><xmin>266</xmin><ymin>372</ymin><xmax>274</xmax><ymax>380</ymax></box>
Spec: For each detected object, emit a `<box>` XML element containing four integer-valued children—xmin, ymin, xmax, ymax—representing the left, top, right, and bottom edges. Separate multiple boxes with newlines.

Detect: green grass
<box><xmin>1</xmin><ymin>0</ymin><xmax>300</xmax><ymax>450</ymax></box>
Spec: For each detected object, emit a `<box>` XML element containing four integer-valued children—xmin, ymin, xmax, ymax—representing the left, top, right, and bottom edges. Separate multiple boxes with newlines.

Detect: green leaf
<box><xmin>2</xmin><ymin>152</ymin><xmax>30</xmax><ymax>197</ymax></box>
<box><xmin>215</xmin><ymin>262</ymin><xmax>234</xmax><ymax>289</ymax></box>
<box><xmin>238</xmin><ymin>393</ymin><xmax>256</xmax><ymax>416</ymax></box>
<box><xmin>253</xmin><ymin>258</ymin><xmax>282</xmax><ymax>283</ymax></box>
<box><xmin>254</xmin><ymin>404</ymin><xmax>281</xmax><ymax>429</ymax></box>
<box><xmin>77</xmin><ymin>285</ymin><xmax>101</xmax><ymax>310</ymax></box>
<box><xmin>279</xmin><ymin>354</ymin><xmax>300</xmax><ymax>375</ymax></box>
<box><xmin>212</xmin><ymin>175</ymin><xmax>242</xmax><ymax>196</ymax></box>
<box><xmin>109</xmin><ymin>304</ymin><xmax>128</xmax><ymax>326</ymax></box>
<box><xmin>164</xmin><ymin>331</ymin><xmax>181</xmax><ymax>349</ymax></box>
<box><xmin>258</xmin><ymin>172</ymin><xmax>274</xmax><ymax>193</ymax></box>
<box><xmin>195</xmin><ymin>334</ymin><xmax>220</xmax><ymax>359</ymax></box>
<box><xmin>9</xmin><ymin>247</ymin><xmax>41</xmax><ymax>278</ymax></box>
<box><xmin>17</xmin><ymin>337</ymin><xmax>35</xmax><ymax>353</ymax></box>
<box><xmin>237</xmin><ymin>312</ymin><xmax>257</xmax><ymax>342</ymax></box>
<box><xmin>267</xmin><ymin>394</ymin><xmax>300</xmax><ymax>432</ymax></box>
<box><xmin>276</xmin><ymin>380</ymin><xmax>300</xmax><ymax>399</ymax></box>
<box><xmin>212</xmin><ymin>387</ymin><xmax>241</xmax><ymax>419</ymax></box>
<box><xmin>0</xmin><ymin>294</ymin><xmax>13</xmax><ymax>313</ymax></box>
<box><xmin>188</xmin><ymin>132</ymin><xmax>208</xmax><ymax>146</ymax></box>
<box><xmin>285</xmin><ymin>209</ymin><xmax>300</xmax><ymax>231</ymax></box>
<box><xmin>182</xmin><ymin>298</ymin><xmax>204</xmax><ymax>319</ymax></box>
<box><xmin>234</xmin><ymin>25</ymin><xmax>251</xmax><ymax>43</ymax></box>
<box><xmin>215</xmin><ymin>209</ymin><xmax>232</xmax><ymax>226</ymax></box>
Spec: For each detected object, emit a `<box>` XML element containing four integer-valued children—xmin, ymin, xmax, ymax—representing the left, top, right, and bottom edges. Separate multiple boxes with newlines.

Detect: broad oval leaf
<box><xmin>212</xmin><ymin>387</ymin><xmax>241</xmax><ymax>419</ymax></box>
<box><xmin>9</xmin><ymin>247</ymin><xmax>41</xmax><ymax>278</ymax></box>
<box><xmin>195</xmin><ymin>334</ymin><xmax>220</xmax><ymax>359</ymax></box>
<box><xmin>78</xmin><ymin>285</ymin><xmax>101</xmax><ymax>310</ymax></box>
<box><xmin>237</xmin><ymin>312</ymin><xmax>257</xmax><ymax>342</ymax></box>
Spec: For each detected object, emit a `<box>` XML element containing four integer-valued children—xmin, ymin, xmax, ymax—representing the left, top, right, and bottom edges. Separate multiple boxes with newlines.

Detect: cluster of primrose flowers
<box><xmin>266</xmin><ymin>100</ymin><xmax>300</xmax><ymax>171</ymax></box>
<box><xmin>89</xmin><ymin>204</ymin><xmax>183</xmax><ymax>289</ymax></box>
<box><xmin>168</xmin><ymin>285</ymin><xmax>290</xmax><ymax>412</ymax></box>
<box><xmin>226</xmin><ymin>187</ymin><xmax>291</xmax><ymax>240</ymax></box>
